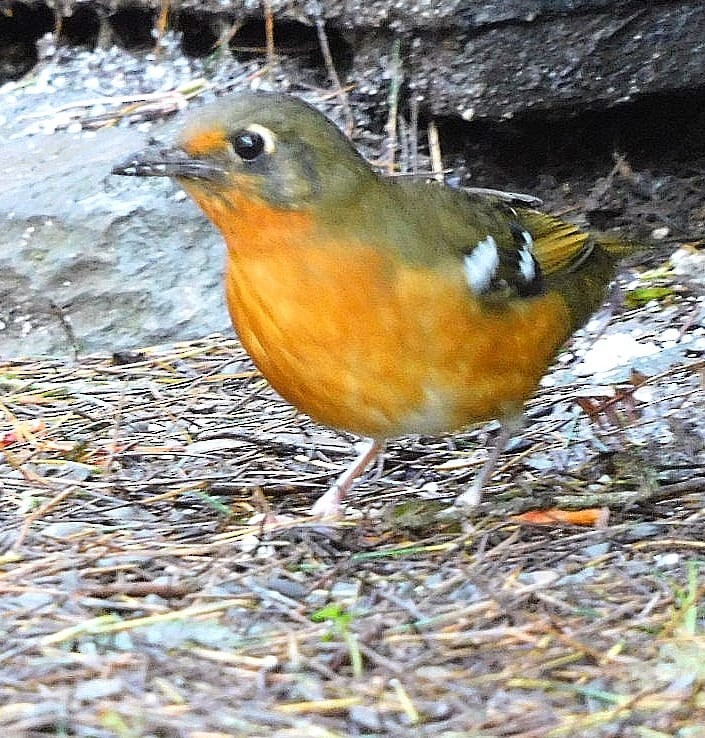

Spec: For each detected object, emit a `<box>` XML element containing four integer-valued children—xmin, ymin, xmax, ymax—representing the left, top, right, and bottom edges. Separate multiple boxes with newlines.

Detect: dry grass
<box><xmin>1</xmin><ymin>294</ymin><xmax>704</xmax><ymax>737</ymax></box>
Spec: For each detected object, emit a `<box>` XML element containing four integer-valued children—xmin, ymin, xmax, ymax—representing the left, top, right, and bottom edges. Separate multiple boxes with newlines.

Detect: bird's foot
<box><xmin>309</xmin><ymin>484</ymin><xmax>346</xmax><ymax>519</ymax></box>
<box><xmin>246</xmin><ymin>511</ymin><xmax>298</xmax><ymax>528</ymax></box>
<box><xmin>454</xmin><ymin>419</ymin><xmax>520</xmax><ymax>508</ymax></box>
<box><xmin>454</xmin><ymin>481</ymin><xmax>483</xmax><ymax>508</ymax></box>
<box><xmin>309</xmin><ymin>438</ymin><xmax>384</xmax><ymax>518</ymax></box>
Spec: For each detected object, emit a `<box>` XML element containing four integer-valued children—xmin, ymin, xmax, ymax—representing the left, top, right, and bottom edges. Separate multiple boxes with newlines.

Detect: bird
<box><xmin>112</xmin><ymin>90</ymin><xmax>638</xmax><ymax>517</ymax></box>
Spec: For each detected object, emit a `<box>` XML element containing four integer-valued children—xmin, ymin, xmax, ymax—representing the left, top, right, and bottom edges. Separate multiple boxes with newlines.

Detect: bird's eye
<box><xmin>230</xmin><ymin>130</ymin><xmax>265</xmax><ymax>161</ymax></box>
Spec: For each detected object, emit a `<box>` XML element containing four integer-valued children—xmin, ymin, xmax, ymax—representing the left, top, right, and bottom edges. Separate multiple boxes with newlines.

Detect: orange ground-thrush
<box><xmin>113</xmin><ymin>91</ymin><xmax>638</xmax><ymax>516</ymax></box>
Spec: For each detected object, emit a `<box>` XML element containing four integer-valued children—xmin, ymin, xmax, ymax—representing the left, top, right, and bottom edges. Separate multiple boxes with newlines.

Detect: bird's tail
<box><xmin>516</xmin><ymin>208</ymin><xmax>642</xmax><ymax>330</ymax></box>
<box><xmin>592</xmin><ymin>230</ymin><xmax>642</xmax><ymax>260</ymax></box>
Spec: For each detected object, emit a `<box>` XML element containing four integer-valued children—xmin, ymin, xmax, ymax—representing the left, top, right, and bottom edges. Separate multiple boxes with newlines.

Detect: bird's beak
<box><xmin>112</xmin><ymin>146</ymin><xmax>227</xmax><ymax>183</ymax></box>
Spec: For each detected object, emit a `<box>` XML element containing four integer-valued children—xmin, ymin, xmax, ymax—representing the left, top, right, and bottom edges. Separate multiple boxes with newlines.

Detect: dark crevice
<box><xmin>107</xmin><ymin>5</ymin><xmax>156</xmax><ymax>50</ymax></box>
<box><xmin>174</xmin><ymin>9</ymin><xmax>223</xmax><ymax>57</ymax></box>
<box><xmin>59</xmin><ymin>5</ymin><xmax>101</xmax><ymax>48</ymax></box>
<box><xmin>0</xmin><ymin>0</ymin><xmax>53</xmax><ymax>40</ymax></box>
<box><xmin>0</xmin><ymin>1</ymin><xmax>54</xmax><ymax>81</ymax></box>
<box><xmin>427</xmin><ymin>88</ymin><xmax>705</xmax><ymax>242</ymax></box>
<box><xmin>229</xmin><ymin>18</ymin><xmax>353</xmax><ymax>77</ymax></box>
<box><xmin>434</xmin><ymin>88</ymin><xmax>705</xmax><ymax>187</ymax></box>
<box><xmin>0</xmin><ymin>3</ymin><xmax>355</xmax><ymax>76</ymax></box>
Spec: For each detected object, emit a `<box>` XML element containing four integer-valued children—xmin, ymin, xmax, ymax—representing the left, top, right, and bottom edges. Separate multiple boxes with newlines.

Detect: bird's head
<box><xmin>113</xmin><ymin>91</ymin><xmax>374</xmax><ymax>211</ymax></box>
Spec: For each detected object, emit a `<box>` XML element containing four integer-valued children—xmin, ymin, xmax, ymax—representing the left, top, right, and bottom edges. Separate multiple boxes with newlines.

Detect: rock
<box><xmin>4</xmin><ymin>1</ymin><xmax>705</xmax><ymax>119</ymax></box>
<box><xmin>0</xmin><ymin>125</ymin><xmax>229</xmax><ymax>358</ymax></box>
<box><xmin>401</xmin><ymin>1</ymin><xmax>705</xmax><ymax>119</ymax></box>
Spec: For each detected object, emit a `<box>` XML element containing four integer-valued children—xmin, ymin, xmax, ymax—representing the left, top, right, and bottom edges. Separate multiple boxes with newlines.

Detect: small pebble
<box><xmin>654</xmin><ymin>552</ymin><xmax>680</xmax><ymax>567</ymax></box>
<box><xmin>349</xmin><ymin>705</ymin><xmax>383</xmax><ymax>732</ymax></box>
<box><xmin>41</xmin><ymin>522</ymin><xmax>97</xmax><ymax>539</ymax></box>
<box><xmin>518</xmin><ymin>570</ymin><xmax>559</xmax><ymax>587</ymax></box>
<box><xmin>419</xmin><ymin>480</ymin><xmax>439</xmax><ymax>495</ymax></box>
<box><xmin>75</xmin><ymin>678</ymin><xmax>124</xmax><ymax>701</ymax></box>
<box><xmin>624</xmin><ymin>560</ymin><xmax>652</xmax><ymax>576</ymax></box>
<box><xmin>690</xmin><ymin>337</ymin><xmax>705</xmax><ymax>352</ymax></box>
<box><xmin>581</xmin><ymin>542</ymin><xmax>611</xmax><ymax>558</ymax></box>
<box><xmin>15</xmin><ymin>591</ymin><xmax>54</xmax><ymax>609</ymax></box>
<box><xmin>305</xmin><ymin>589</ymin><xmax>329</xmax><ymax>607</ymax></box>
<box><xmin>633</xmin><ymin>385</ymin><xmax>654</xmax><ymax>402</ymax></box>
<box><xmin>576</xmin><ymin>333</ymin><xmax>659</xmax><ymax>376</ymax></box>
<box><xmin>651</xmin><ymin>226</ymin><xmax>670</xmax><ymax>240</ymax></box>
<box><xmin>448</xmin><ymin>581</ymin><xmax>481</xmax><ymax>602</ymax></box>
<box><xmin>113</xmin><ymin>632</ymin><xmax>134</xmax><ymax>650</ymax></box>
<box><xmin>266</xmin><ymin>577</ymin><xmax>307</xmax><ymax>600</ymax></box>
<box><xmin>661</xmin><ymin>327</ymin><xmax>681</xmax><ymax>342</ymax></box>
<box><xmin>330</xmin><ymin>580</ymin><xmax>361</xmax><ymax>600</ymax></box>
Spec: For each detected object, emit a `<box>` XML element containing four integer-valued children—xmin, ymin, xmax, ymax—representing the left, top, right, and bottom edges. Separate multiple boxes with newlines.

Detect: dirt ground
<box><xmin>2</xmin><ymin>40</ymin><xmax>705</xmax><ymax>738</ymax></box>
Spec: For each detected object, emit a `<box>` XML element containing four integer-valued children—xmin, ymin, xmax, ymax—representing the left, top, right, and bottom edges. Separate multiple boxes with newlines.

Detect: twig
<box><xmin>427</xmin><ymin>119</ymin><xmax>444</xmax><ymax>183</ymax></box>
<box><xmin>383</xmin><ymin>38</ymin><xmax>403</xmax><ymax>174</ymax></box>
<box><xmin>14</xmin><ymin>486</ymin><xmax>80</xmax><ymax>549</ymax></box>
<box><xmin>263</xmin><ymin>0</ymin><xmax>275</xmax><ymax>81</ymax></box>
<box><xmin>104</xmin><ymin>384</ymin><xmax>128</xmax><ymax>474</ymax></box>
<box><xmin>214</xmin><ymin>19</ymin><xmax>244</xmax><ymax>52</ymax></box>
<box><xmin>313</xmin><ymin>7</ymin><xmax>354</xmax><ymax>135</ymax></box>
<box><xmin>154</xmin><ymin>0</ymin><xmax>170</xmax><ymax>54</ymax></box>
<box><xmin>409</xmin><ymin>94</ymin><xmax>420</xmax><ymax>175</ymax></box>
<box><xmin>48</xmin><ymin>301</ymin><xmax>80</xmax><ymax>362</ymax></box>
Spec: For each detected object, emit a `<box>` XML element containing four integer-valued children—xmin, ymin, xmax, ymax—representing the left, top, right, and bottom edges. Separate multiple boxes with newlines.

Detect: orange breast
<box><xmin>187</xmin><ymin>185</ymin><xmax>572</xmax><ymax>438</ymax></box>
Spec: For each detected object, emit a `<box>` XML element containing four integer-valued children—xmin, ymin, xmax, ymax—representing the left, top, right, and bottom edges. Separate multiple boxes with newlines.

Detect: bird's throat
<box><xmin>182</xmin><ymin>181</ymin><xmax>317</xmax><ymax>258</ymax></box>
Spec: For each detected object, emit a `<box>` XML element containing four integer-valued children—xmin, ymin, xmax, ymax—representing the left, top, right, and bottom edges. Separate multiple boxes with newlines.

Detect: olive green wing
<box><xmin>448</xmin><ymin>197</ymin><xmax>639</xmax><ymax>328</ymax></box>
<box><xmin>371</xmin><ymin>180</ymin><xmax>639</xmax><ymax>327</ymax></box>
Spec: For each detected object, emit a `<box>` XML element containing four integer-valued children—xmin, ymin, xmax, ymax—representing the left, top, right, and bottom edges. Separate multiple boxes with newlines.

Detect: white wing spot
<box><xmin>464</xmin><ymin>235</ymin><xmax>499</xmax><ymax>292</ymax></box>
<box><xmin>518</xmin><ymin>230</ymin><xmax>535</xmax><ymax>282</ymax></box>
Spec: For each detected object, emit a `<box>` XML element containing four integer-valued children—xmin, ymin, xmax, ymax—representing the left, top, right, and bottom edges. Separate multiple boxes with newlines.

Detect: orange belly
<box><xmin>223</xmin><ymin>240</ymin><xmax>571</xmax><ymax>439</ymax></box>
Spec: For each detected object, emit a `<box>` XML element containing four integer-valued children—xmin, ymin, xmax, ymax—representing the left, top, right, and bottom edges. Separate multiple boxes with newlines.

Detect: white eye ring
<box><xmin>246</xmin><ymin>124</ymin><xmax>277</xmax><ymax>154</ymax></box>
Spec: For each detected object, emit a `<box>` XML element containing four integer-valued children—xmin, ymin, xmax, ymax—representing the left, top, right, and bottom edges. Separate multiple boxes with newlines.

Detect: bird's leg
<box><xmin>310</xmin><ymin>438</ymin><xmax>384</xmax><ymax>517</ymax></box>
<box><xmin>455</xmin><ymin>418</ymin><xmax>522</xmax><ymax>507</ymax></box>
